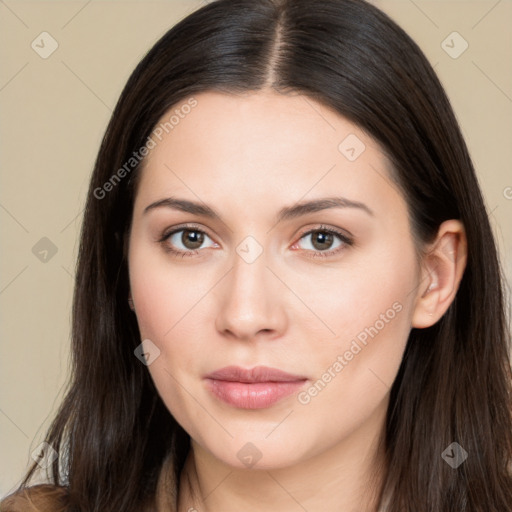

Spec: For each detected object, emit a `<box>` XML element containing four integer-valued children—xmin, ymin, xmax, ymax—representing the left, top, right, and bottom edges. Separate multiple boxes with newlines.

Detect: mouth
<box><xmin>204</xmin><ymin>365</ymin><xmax>308</xmax><ymax>409</ymax></box>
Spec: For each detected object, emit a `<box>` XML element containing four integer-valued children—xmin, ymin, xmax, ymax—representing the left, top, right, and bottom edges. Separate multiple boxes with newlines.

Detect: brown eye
<box><xmin>293</xmin><ymin>226</ymin><xmax>353</xmax><ymax>259</ymax></box>
<box><xmin>161</xmin><ymin>226</ymin><xmax>217</xmax><ymax>256</ymax></box>
<box><xmin>180</xmin><ymin>229</ymin><xmax>204</xmax><ymax>250</ymax></box>
<box><xmin>310</xmin><ymin>231</ymin><xmax>334</xmax><ymax>251</ymax></box>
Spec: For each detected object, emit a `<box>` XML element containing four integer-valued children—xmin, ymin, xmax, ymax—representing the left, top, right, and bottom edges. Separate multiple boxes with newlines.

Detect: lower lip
<box><xmin>205</xmin><ymin>379</ymin><xmax>307</xmax><ymax>409</ymax></box>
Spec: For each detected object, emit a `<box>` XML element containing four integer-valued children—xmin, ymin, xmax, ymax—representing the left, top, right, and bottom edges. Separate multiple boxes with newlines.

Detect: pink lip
<box><xmin>204</xmin><ymin>366</ymin><xmax>308</xmax><ymax>409</ymax></box>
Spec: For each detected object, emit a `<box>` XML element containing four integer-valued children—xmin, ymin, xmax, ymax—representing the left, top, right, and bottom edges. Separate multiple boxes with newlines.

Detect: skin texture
<box><xmin>127</xmin><ymin>90</ymin><xmax>467</xmax><ymax>511</ymax></box>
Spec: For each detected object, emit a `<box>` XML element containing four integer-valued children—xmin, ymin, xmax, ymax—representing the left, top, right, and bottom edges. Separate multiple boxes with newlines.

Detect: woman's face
<box><xmin>128</xmin><ymin>90</ymin><xmax>424</xmax><ymax>470</ymax></box>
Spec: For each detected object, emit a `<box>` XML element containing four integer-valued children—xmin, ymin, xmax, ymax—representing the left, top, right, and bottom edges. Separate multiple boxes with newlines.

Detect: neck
<box><xmin>177</xmin><ymin>400</ymin><xmax>388</xmax><ymax>512</ymax></box>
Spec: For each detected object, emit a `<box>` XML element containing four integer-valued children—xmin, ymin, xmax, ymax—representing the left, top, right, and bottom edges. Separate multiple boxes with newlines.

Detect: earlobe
<box><xmin>411</xmin><ymin>220</ymin><xmax>467</xmax><ymax>329</ymax></box>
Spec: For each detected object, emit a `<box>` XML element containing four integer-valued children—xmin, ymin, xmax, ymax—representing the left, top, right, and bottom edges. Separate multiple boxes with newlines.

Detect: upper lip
<box><xmin>205</xmin><ymin>365</ymin><xmax>307</xmax><ymax>383</ymax></box>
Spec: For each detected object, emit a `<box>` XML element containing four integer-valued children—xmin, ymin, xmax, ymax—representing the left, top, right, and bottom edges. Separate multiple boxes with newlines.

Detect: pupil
<box><xmin>313</xmin><ymin>232</ymin><xmax>332</xmax><ymax>250</ymax></box>
<box><xmin>183</xmin><ymin>230</ymin><xmax>204</xmax><ymax>249</ymax></box>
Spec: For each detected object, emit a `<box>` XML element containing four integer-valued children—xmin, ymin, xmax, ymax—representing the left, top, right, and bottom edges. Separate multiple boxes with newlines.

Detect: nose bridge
<box><xmin>233</xmin><ymin>245</ymin><xmax>269</xmax><ymax>299</ymax></box>
<box><xmin>215</xmin><ymin>239</ymin><xmax>285</xmax><ymax>338</ymax></box>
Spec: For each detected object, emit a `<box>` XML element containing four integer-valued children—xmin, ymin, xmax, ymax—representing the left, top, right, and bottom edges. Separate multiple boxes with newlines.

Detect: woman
<box><xmin>2</xmin><ymin>0</ymin><xmax>511</xmax><ymax>510</ymax></box>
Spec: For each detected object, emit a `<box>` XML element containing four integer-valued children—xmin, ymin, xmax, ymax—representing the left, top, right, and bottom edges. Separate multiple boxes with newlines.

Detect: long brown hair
<box><xmin>2</xmin><ymin>0</ymin><xmax>511</xmax><ymax>510</ymax></box>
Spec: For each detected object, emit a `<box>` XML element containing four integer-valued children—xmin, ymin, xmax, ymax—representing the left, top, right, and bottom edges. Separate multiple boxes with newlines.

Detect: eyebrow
<box><xmin>143</xmin><ymin>196</ymin><xmax>374</xmax><ymax>222</ymax></box>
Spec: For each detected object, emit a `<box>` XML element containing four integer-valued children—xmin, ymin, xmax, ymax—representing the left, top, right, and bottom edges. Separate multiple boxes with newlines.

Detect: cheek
<box><xmin>293</xmin><ymin>289</ymin><xmax>414</xmax><ymax>448</ymax></box>
<box><xmin>128</xmin><ymin>242</ymin><xmax>215</xmax><ymax>399</ymax></box>
<box><xmin>128</xmin><ymin>241</ymin><xmax>200</xmax><ymax>340</ymax></box>
<box><xmin>128</xmin><ymin>247</ymin><xmax>206</xmax><ymax>425</ymax></box>
<box><xmin>131</xmin><ymin>275</ymin><xmax>173</xmax><ymax>341</ymax></box>
<box><xmin>305</xmin><ymin>244</ymin><xmax>416</xmax><ymax>343</ymax></box>
<box><xmin>302</xmin><ymin>242</ymin><xmax>418</xmax><ymax>396</ymax></box>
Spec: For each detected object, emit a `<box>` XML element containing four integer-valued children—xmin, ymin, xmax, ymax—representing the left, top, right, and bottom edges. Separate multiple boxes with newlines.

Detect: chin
<box><xmin>196</xmin><ymin>433</ymin><xmax>316</xmax><ymax>471</ymax></box>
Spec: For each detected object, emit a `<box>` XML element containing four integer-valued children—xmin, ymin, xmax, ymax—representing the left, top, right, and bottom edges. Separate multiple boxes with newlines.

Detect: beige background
<box><xmin>0</xmin><ymin>0</ymin><xmax>510</xmax><ymax>497</ymax></box>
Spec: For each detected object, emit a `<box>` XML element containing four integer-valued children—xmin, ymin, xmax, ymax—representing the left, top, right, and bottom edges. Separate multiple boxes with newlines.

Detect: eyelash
<box><xmin>158</xmin><ymin>223</ymin><xmax>354</xmax><ymax>259</ymax></box>
<box><xmin>298</xmin><ymin>225</ymin><xmax>354</xmax><ymax>259</ymax></box>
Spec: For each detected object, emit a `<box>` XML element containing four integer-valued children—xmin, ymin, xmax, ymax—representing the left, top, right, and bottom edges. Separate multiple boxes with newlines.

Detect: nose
<box><xmin>214</xmin><ymin>248</ymin><xmax>288</xmax><ymax>342</ymax></box>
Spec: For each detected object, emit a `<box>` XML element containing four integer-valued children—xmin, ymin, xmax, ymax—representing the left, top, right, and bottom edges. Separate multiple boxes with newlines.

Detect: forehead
<box><xmin>145</xmin><ymin>89</ymin><xmax>365</xmax><ymax>168</ymax></box>
<box><xmin>133</xmin><ymin>90</ymin><xmax>401</xmax><ymax>218</ymax></box>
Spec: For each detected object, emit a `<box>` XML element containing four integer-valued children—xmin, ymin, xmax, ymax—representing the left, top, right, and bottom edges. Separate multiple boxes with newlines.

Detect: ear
<box><xmin>411</xmin><ymin>219</ymin><xmax>467</xmax><ymax>328</ymax></box>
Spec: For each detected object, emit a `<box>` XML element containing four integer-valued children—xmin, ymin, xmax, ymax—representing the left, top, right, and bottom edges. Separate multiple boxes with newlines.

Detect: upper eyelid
<box><xmin>161</xmin><ymin>223</ymin><xmax>350</xmax><ymax>237</ymax></box>
<box><xmin>298</xmin><ymin>224</ymin><xmax>352</xmax><ymax>239</ymax></box>
<box><xmin>162</xmin><ymin>223</ymin><xmax>213</xmax><ymax>238</ymax></box>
